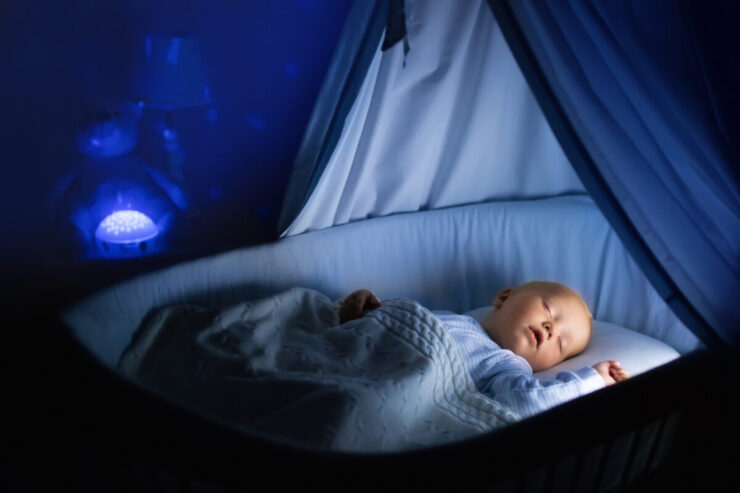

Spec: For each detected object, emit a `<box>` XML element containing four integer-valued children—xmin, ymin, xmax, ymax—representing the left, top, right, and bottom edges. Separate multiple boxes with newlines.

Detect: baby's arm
<box><xmin>593</xmin><ymin>360</ymin><xmax>630</xmax><ymax>386</ymax></box>
<box><xmin>480</xmin><ymin>351</ymin><xmax>605</xmax><ymax>419</ymax></box>
<box><xmin>338</xmin><ymin>289</ymin><xmax>381</xmax><ymax>324</ymax></box>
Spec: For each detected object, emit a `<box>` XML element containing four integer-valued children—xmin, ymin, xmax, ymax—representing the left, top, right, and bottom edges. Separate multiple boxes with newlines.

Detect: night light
<box><xmin>95</xmin><ymin>209</ymin><xmax>159</xmax><ymax>244</ymax></box>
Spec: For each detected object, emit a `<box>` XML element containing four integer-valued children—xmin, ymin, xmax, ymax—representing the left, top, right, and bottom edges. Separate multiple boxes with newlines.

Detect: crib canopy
<box><xmin>278</xmin><ymin>0</ymin><xmax>740</xmax><ymax>353</ymax></box>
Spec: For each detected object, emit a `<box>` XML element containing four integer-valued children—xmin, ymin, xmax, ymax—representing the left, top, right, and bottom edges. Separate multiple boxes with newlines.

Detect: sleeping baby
<box><xmin>339</xmin><ymin>281</ymin><xmax>630</xmax><ymax>418</ymax></box>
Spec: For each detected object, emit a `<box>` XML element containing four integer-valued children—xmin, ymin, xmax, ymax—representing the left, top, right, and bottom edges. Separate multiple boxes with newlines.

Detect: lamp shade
<box><xmin>132</xmin><ymin>35</ymin><xmax>213</xmax><ymax>109</ymax></box>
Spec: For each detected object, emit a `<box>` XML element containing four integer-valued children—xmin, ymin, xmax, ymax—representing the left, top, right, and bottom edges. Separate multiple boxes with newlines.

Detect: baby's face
<box><xmin>481</xmin><ymin>282</ymin><xmax>591</xmax><ymax>372</ymax></box>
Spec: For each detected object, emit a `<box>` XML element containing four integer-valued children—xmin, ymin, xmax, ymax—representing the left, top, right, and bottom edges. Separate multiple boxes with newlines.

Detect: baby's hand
<box><xmin>593</xmin><ymin>360</ymin><xmax>630</xmax><ymax>386</ymax></box>
<box><xmin>339</xmin><ymin>289</ymin><xmax>381</xmax><ymax>324</ymax></box>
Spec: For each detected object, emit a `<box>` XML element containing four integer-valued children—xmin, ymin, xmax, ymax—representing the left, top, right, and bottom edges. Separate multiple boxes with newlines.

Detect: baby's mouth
<box><xmin>529</xmin><ymin>326</ymin><xmax>543</xmax><ymax>348</ymax></box>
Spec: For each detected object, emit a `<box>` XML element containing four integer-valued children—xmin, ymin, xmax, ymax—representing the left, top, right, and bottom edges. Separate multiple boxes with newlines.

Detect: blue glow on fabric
<box><xmin>95</xmin><ymin>210</ymin><xmax>159</xmax><ymax>244</ymax></box>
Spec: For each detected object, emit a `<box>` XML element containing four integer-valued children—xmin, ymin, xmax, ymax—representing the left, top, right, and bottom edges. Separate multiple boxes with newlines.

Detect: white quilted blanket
<box><xmin>118</xmin><ymin>287</ymin><xmax>519</xmax><ymax>452</ymax></box>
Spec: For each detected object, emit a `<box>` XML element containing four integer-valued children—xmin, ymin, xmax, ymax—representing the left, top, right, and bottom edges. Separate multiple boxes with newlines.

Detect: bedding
<box><xmin>464</xmin><ymin>307</ymin><xmax>681</xmax><ymax>379</ymax></box>
<box><xmin>118</xmin><ymin>287</ymin><xmax>519</xmax><ymax>453</ymax></box>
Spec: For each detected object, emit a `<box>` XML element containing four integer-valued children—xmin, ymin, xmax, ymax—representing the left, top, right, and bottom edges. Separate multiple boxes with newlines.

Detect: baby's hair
<box><xmin>565</xmin><ymin>286</ymin><xmax>592</xmax><ymax>358</ymax></box>
<box><xmin>582</xmin><ymin>306</ymin><xmax>593</xmax><ymax>357</ymax></box>
<box><xmin>577</xmin><ymin>292</ymin><xmax>593</xmax><ymax>344</ymax></box>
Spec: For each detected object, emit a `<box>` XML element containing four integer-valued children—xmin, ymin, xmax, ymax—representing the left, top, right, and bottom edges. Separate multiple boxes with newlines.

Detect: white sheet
<box><xmin>118</xmin><ymin>287</ymin><xmax>518</xmax><ymax>452</ymax></box>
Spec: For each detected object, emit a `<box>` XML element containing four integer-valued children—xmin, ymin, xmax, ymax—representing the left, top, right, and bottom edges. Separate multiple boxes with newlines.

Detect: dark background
<box><xmin>0</xmin><ymin>0</ymin><xmax>352</xmax><ymax>309</ymax></box>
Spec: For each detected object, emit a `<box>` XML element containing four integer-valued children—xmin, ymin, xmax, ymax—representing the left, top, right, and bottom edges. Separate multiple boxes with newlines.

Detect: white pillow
<box><xmin>463</xmin><ymin>307</ymin><xmax>680</xmax><ymax>380</ymax></box>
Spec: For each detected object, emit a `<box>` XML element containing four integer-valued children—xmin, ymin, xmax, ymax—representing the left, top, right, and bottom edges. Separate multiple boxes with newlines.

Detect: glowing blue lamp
<box><xmin>95</xmin><ymin>209</ymin><xmax>159</xmax><ymax>244</ymax></box>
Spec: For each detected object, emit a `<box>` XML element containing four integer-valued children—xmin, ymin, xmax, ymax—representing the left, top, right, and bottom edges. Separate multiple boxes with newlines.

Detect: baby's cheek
<box><xmin>509</xmin><ymin>339</ymin><xmax>528</xmax><ymax>360</ymax></box>
<box><xmin>533</xmin><ymin>353</ymin><xmax>559</xmax><ymax>372</ymax></box>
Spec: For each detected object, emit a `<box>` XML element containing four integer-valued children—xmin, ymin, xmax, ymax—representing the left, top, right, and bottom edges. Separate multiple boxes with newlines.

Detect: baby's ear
<box><xmin>492</xmin><ymin>288</ymin><xmax>513</xmax><ymax>309</ymax></box>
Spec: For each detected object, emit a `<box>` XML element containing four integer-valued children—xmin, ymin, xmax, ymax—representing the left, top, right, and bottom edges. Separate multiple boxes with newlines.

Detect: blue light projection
<box><xmin>55</xmin><ymin>143</ymin><xmax>178</xmax><ymax>258</ymax></box>
<box><xmin>95</xmin><ymin>209</ymin><xmax>159</xmax><ymax>244</ymax></box>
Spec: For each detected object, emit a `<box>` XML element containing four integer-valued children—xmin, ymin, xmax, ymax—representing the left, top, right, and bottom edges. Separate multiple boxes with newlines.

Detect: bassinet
<box><xmin>58</xmin><ymin>195</ymin><xmax>728</xmax><ymax>491</ymax></box>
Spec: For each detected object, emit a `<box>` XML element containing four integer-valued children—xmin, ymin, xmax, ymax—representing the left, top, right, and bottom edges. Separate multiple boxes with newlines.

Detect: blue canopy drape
<box><xmin>278</xmin><ymin>0</ymin><xmax>402</xmax><ymax>234</ymax></box>
<box><xmin>488</xmin><ymin>0</ymin><xmax>740</xmax><ymax>353</ymax></box>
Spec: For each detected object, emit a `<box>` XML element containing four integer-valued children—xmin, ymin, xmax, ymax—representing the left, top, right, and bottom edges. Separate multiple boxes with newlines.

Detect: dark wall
<box><xmin>0</xmin><ymin>0</ymin><xmax>352</xmax><ymax>306</ymax></box>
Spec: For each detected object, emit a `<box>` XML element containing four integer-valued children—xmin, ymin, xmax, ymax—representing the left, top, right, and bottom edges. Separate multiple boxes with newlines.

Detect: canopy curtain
<box><xmin>277</xmin><ymin>0</ymin><xmax>391</xmax><ymax>234</ymax></box>
<box><xmin>280</xmin><ymin>0</ymin><xmax>585</xmax><ymax>237</ymax></box>
<box><xmin>488</xmin><ymin>0</ymin><xmax>740</xmax><ymax>352</ymax></box>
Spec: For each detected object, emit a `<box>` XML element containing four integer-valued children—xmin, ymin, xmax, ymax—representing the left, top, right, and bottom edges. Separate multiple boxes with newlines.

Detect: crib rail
<box><xmin>23</xmin><ymin>323</ymin><xmax>740</xmax><ymax>492</ymax></box>
<box><xmin>482</xmin><ymin>412</ymin><xmax>683</xmax><ymax>493</ymax></box>
<box><xmin>100</xmin><ymin>408</ymin><xmax>688</xmax><ymax>493</ymax></box>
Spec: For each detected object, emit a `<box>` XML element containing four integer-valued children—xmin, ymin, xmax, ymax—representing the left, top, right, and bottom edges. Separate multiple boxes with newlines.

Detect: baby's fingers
<box><xmin>611</xmin><ymin>368</ymin><xmax>630</xmax><ymax>382</ymax></box>
<box><xmin>368</xmin><ymin>294</ymin><xmax>381</xmax><ymax>308</ymax></box>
